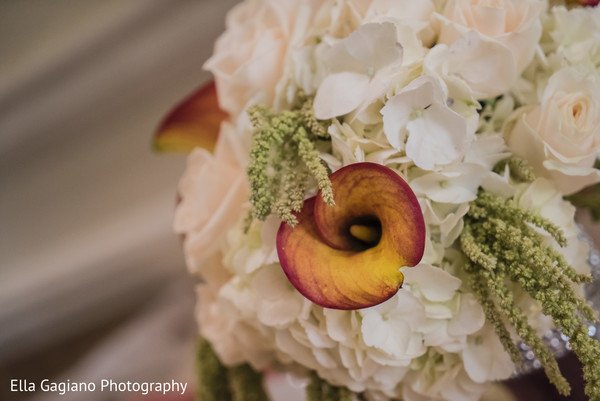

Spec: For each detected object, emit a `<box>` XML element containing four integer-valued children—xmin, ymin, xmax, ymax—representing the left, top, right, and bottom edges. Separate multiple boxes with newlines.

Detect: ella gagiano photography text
<box><xmin>10</xmin><ymin>378</ymin><xmax>188</xmax><ymax>395</ymax></box>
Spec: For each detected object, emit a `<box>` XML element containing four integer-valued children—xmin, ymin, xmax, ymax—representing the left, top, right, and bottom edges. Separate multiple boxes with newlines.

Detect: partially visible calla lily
<box><xmin>277</xmin><ymin>162</ymin><xmax>426</xmax><ymax>310</ymax></box>
<box><xmin>154</xmin><ymin>81</ymin><xmax>227</xmax><ymax>153</ymax></box>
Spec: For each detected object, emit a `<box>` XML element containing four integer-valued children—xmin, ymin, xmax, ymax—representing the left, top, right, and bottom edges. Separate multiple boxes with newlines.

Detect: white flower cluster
<box><xmin>175</xmin><ymin>1</ymin><xmax>599</xmax><ymax>400</ymax></box>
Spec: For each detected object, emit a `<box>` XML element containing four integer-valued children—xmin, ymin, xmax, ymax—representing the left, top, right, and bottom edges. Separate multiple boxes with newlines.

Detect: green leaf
<box><xmin>566</xmin><ymin>183</ymin><xmax>600</xmax><ymax>222</ymax></box>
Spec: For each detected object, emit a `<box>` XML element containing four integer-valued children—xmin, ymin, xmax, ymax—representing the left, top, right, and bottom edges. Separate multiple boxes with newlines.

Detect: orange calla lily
<box><xmin>154</xmin><ymin>81</ymin><xmax>227</xmax><ymax>153</ymax></box>
<box><xmin>277</xmin><ymin>162</ymin><xmax>425</xmax><ymax>310</ymax></box>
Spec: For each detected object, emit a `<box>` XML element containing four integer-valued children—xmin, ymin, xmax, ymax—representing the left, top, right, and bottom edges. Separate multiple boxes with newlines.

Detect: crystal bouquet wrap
<box><xmin>156</xmin><ymin>1</ymin><xmax>600</xmax><ymax>400</ymax></box>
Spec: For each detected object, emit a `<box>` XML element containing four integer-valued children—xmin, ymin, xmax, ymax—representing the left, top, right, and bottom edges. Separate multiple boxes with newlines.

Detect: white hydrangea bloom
<box><xmin>550</xmin><ymin>6</ymin><xmax>600</xmax><ymax>69</ymax></box>
<box><xmin>403</xmin><ymin>349</ymin><xmax>489</xmax><ymax>401</ymax></box>
<box><xmin>360</xmin><ymin>292</ymin><xmax>426</xmax><ymax>360</ymax></box>
<box><xmin>223</xmin><ymin>216</ymin><xmax>279</xmax><ymax>276</ymax></box>
<box><xmin>382</xmin><ymin>75</ymin><xmax>475</xmax><ymax>170</ymax></box>
<box><xmin>462</xmin><ymin>323</ymin><xmax>515</xmax><ymax>384</ymax></box>
<box><xmin>409</xmin><ymin>164</ymin><xmax>487</xmax><ymax>203</ymax></box>
<box><xmin>313</xmin><ymin>22</ymin><xmax>403</xmax><ymax>120</ymax></box>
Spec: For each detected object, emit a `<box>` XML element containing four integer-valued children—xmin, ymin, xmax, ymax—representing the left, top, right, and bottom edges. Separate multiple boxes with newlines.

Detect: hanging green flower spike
<box><xmin>196</xmin><ymin>337</ymin><xmax>270</xmax><ymax>401</ymax></box>
<box><xmin>306</xmin><ymin>372</ymin><xmax>352</xmax><ymax>401</ymax></box>
<box><xmin>493</xmin><ymin>155</ymin><xmax>535</xmax><ymax>183</ymax></box>
<box><xmin>228</xmin><ymin>364</ymin><xmax>270</xmax><ymax>401</ymax></box>
<box><xmin>196</xmin><ymin>338</ymin><xmax>232</xmax><ymax>401</ymax></box>
<box><xmin>246</xmin><ymin>95</ymin><xmax>333</xmax><ymax>228</ymax></box>
<box><xmin>461</xmin><ymin>189</ymin><xmax>600</xmax><ymax>400</ymax></box>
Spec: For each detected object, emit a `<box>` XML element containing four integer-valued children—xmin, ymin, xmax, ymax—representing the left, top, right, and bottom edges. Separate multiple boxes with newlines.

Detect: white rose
<box><xmin>174</xmin><ymin>121</ymin><xmax>249</xmax><ymax>273</ymax></box>
<box><xmin>204</xmin><ymin>0</ymin><xmax>324</xmax><ymax>116</ymax></box>
<box><xmin>434</xmin><ymin>0</ymin><xmax>543</xmax><ymax>98</ymax></box>
<box><xmin>504</xmin><ymin>67</ymin><xmax>600</xmax><ymax>195</ymax></box>
<box><xmin>324</xmin><ymin>0</ymin><xmax>434</xmax><ymax>41</ymax></box>
<box><xmin>361</xmin><ymin>0</ymin><xmax>436</xmax><ymax>47</ymax></box>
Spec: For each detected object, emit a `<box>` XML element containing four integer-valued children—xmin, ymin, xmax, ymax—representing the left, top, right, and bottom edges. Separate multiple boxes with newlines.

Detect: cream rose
<box><xmin>504</xmin><ymin>67</ymin><xmax>600</xmax><ymax>195</ymax></box>
<box><xmin>435</xmin><ymin>0</ymin><xmax>543</xmax><ymax>98</ymax></box>
<box><xmin>204</xmin><ymin>0</ymin><xmax>324</xmax><ymax>117</ymax></box>
<box><xmin>321</xmin><ymin>0</ymin><xmax>435</xmax><ymax>39</ymax></box>
<box><xmin>174</xmin><ymin>121</ymin><xmax>249</xmax><ymax>273</ymax></box>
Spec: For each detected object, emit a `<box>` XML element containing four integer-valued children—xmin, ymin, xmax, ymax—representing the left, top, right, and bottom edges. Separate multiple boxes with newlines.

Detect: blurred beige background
<box><xmin>0</xmin><ymin>1</ymin><xmax>238</xmax><ymax>399</ymax></box>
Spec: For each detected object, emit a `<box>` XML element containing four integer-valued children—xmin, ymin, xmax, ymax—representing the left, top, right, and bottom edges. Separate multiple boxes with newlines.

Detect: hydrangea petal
<box><xmin>447</xmin><ymin>293</ymin><xmax>485</xmax><ymax>337</ymax></box>
<box><xmin>403</xmin><ymin>264</ymin><xmax>461</xmax><ymax>302</ymax></box>
<box><xmin>360</xmin><ymin>293</ymin><xmax>425</xmax><ymax>358</ymax></box>
<box><xmin>314</xmin><ymin>72</ymin><xmax>370</xmax><ymax>119</ymax></box>
<box><xmin>405</xmin><ymin>103</ymin><xmax>470</xmax><ymax>170</ymax></box>
<box><xmin>344</xmin><ymin>22</ymin><xmax>403</xmax><ymax>70</ymax></box>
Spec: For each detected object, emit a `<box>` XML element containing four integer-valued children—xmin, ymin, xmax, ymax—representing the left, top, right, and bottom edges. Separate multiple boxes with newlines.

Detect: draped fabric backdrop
<box><xmin>0</xmin><ymin>0</ymin><xmax>237</xmax><ymax>392</ymax></box>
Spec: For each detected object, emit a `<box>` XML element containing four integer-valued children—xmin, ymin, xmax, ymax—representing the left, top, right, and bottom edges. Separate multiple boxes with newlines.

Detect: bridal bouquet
<box><xmin>156</xmin><ymin>0</ymin><xmax>600</xmax><ymax>400</ymax></box>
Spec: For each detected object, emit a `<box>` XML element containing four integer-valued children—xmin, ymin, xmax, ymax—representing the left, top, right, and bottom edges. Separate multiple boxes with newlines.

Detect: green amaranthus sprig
<box><xmin>306</xmin><ymin>372</ymin><xmax>352</xmax><ymax>401</ymax></box>
<box><xmin>246</xmin><ymin>95</ymin><xmax>333</xmax><ymax>227</ymax></box>
<box><xmin>196</xmin><ymin>338</ymin><xmax>270</xmax><ymax>401</ymax></box>
<box><xmin>492</xmin><ymin>155</ymin><xmax>535</xmax><ymax>183</ymax></box>
<box><xmin>460</xmin><ymin>189</ymin><xmax>600</xmax><ymax>399</ymax></box>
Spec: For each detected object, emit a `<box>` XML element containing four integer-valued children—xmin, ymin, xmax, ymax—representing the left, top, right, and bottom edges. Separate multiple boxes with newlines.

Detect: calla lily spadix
<box><xmin>154</xmin><ymin>81</ymin><xmax>227</xmax><ymax>153</ymax></box>
<box><xmin>277</xmin><ymin>162</ymin><xmax>426</xmax><ymax>310</ymax></box>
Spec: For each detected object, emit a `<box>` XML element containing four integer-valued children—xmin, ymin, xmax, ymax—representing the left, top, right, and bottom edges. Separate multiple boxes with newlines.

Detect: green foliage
<box><xmin>461</xmin><ymin>190</ymin><xmax>600</xmax><ymax>399</ymax></box>
<box><xmin>247</xmin><ymin>95</ymin><xmax>333</xmax><ymax>228</ymax></box>
<box><xmin>306</xmin><ymin>372</ymin><xmax>352</xmax><ymax>401</ymax></box>
<box><xmin>566</xmin><ymin>182</ymin><xmax>600</xmax><ymax>222</ymax></box>
<box><xmin>196</xmin><ymin>338</ymin><xmax>232</xmax><ymax>401</ymax></box>
<box><xmin>228</xmin><ymin>364</ymin><xmax>270</xmax><ymax>401</ymax></box>
<box><xmin>196</xmin><ymin>337</ymin><xmax>270</xmax><ymax>401</ymax></box>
